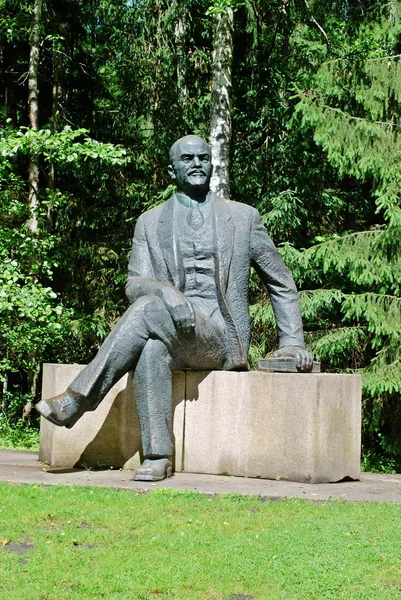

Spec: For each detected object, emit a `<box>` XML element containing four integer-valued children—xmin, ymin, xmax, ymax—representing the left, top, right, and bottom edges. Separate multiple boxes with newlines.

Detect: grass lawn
<box><xmin>0</xmin><ymin>484</ymin><xmax>400</xmax><ymax>599</ymax></box>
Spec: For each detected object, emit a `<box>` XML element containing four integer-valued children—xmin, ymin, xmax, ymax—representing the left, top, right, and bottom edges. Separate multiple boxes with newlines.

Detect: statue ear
<box><xmin>167</xmin><ymin>164</ymin><xmax>176</xmax><ymax>180</ymax></box>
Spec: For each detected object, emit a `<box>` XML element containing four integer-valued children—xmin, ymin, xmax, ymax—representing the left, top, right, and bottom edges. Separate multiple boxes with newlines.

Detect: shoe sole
<box><xmin>133</xmin><ymin>466</ymin><xmax>173</xmax><ymax>482</ymax></box>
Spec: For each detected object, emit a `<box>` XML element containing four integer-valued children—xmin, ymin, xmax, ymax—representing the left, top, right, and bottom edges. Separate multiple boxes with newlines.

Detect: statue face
<box><xmin>168</xmin><ymin>136</ymin><xmax>212</xmax><ymax>196</ymax></box>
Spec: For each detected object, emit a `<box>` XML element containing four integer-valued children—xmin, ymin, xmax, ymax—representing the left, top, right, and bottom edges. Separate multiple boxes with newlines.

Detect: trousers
<box><xmin>66</xmin><ymin>294</ymin><xmax>227</xmax><ymax>457</ymax></box>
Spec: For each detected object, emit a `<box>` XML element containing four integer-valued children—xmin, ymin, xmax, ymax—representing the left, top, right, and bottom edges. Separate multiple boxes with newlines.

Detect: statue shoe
<box><xmin>35</xmin><ymin>391</ymin><xmax>90</xmax><ymax>429</ymax></box>
<box><xmin>133</xmin><ymin>458</ymin><xmax>172</xmax><ymax>482</ymax></box>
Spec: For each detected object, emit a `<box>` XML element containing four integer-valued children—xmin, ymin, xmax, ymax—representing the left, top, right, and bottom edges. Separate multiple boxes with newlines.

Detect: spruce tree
<box><xmin>252</xmin><ymin>1</ymin><xmax>401</xmax><ymax>469</ymax></box>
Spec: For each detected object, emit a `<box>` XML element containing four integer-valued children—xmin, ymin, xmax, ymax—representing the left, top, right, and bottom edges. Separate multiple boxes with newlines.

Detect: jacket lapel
<box><xmin>213</xmin><ymin>194</ymin><xmax>234</xmax><ymax>292</ymax></box>
<box><xmin>213</xmin><ymin>194</ymin><xmax>247</xmax><ymax>366</ymax></box>
<box><xmin>157</xmin><ymin>195</ymin><xmax>184</xmax><ymax>289</ymax></box>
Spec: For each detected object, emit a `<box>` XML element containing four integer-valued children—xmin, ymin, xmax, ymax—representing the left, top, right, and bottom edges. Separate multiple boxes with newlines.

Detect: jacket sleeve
<box><xmin>125</xmin><ymin>214</ymin><xmax>178</xmax><ymax>305</ymax></box>
<box><xmin>250</xmin><ymin>209</ymin><xmax>305</xmax><ymax>348</ymax></box>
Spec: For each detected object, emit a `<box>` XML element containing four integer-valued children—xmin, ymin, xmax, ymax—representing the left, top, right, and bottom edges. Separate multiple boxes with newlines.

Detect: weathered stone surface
<box><xmin>183</xmin><ymin>371</ymin><xmax>361</xmax><ymax>483</ymax></box>
<box><xmin>40</xmin><ymin>365</ymin><xmax>361</xmax><ymax>483</ymax></box>
<box><xmin>39</xmin><ymin>364</ymin><xmax>185</xmax><ymax>470</ymax></box>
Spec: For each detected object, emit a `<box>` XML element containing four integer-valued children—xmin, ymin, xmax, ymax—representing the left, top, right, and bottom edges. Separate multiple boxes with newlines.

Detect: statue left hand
<box><xmin>273</xmin><ymin>346</ymin><xmax>313</xmax><ymax>372</ymax></box>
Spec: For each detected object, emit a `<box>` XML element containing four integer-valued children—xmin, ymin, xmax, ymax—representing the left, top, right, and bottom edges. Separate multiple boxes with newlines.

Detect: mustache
<box><xmin>188</xmin><ymin>169</ymin><xmax>206</xmax><ymax>175</ymax></box>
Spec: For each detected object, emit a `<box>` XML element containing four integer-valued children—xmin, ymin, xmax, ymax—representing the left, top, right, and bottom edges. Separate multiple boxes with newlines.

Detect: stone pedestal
<box><xmin>183</xmin><ymin>371</ymin><xmax>361</xmax><ymax>483</ymax></box>
<box><xmin>39</xmin><ymin>364</ymin><xmax>361</xmax><ymax>483</ymax></box>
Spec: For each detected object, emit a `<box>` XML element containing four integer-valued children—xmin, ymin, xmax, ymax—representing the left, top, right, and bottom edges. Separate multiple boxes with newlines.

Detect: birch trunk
<box><xmin>390</xmin><ymin>1</ymin><xmax>397</xmax><ymax>24</ymax></box>
<box><xmin>209</xmin><ymin>7</ymin><xmax>234</xmax><ymax>199</ymax></box>
<box><xmin>47</xmin><ymin>34</ymin><xmax>62</xmax><ymax>231</ymax></box>
<box><xmin>25</xmin><ymin>0</ymin><xmax>43</xmax><ymax>417</ymax></box>
<box><xmin>174</xmin><ymin>2</ymin><xmax>188</xmax><ymax>122</ymax></box>
<box><xmin>27</xmin><ymin>0</ymin><xmax>43</xmax><ymax>235</ymax></box>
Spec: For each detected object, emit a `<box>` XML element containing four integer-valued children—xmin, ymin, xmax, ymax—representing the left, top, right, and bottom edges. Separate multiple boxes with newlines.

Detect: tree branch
<box><xmin>303</xmin><ymin>0</ymin><xmax>329</xmax><ymax>47</ymax></box>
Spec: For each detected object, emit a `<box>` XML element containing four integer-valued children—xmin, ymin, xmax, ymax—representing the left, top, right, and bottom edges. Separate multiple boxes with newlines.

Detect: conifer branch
<box><xmin>300</xmin><ymin>229</ymin><xmax>382</xmax><ymax>252</ymax></box>
<box><xmin>307</xmin><ymin>325</ymin><xmax>367</xmax><ymax>335</ymax></box>
<box><xmin>325</xmin><ymin>53</ymin><xmax>401</xmax><ymax>66</ymax></box>
<box><xmin>321</xmin><ymin>104</ymin><xmax>399</xmax><ymax>129</ymax></box>
<box><xmin>366</xmin><ymin>53</ymin><xmax>401</xmax><ymax>63</ymax></box>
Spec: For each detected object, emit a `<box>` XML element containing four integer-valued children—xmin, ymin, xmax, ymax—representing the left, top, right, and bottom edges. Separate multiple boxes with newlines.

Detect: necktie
<box><xmin>187</xmin><ymin>201</ymin><xmax>204</xmax><ymax>230</ymax></box>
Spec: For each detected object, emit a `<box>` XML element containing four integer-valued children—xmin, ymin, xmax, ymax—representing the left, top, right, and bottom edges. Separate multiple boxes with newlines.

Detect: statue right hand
<box><xmin>161</xmin><ymin>287</ymin><xmax>196</xmax><ymax>334</ymax></box>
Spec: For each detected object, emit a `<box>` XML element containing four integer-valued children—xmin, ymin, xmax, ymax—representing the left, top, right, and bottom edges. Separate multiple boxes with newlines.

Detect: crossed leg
<box><xmin>36</xmin><ymin>294</ymin><xmax>227</xmax><ymax>480</ymax></box>
<box><xmin>36</xmin><ymin>294</ymin><xmax>177</xmax><ymax>428</ymax></box>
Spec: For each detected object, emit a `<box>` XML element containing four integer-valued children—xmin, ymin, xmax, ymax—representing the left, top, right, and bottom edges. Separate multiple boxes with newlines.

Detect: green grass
<box><xmin>0</xmin><ymin>484</ymin><xmax>401</xmax><ymax>599</ymax></box>
<box><xmin>0</xmin><ymin>422</ymin><xmax>39</xmax><ymax>451</ymax></box>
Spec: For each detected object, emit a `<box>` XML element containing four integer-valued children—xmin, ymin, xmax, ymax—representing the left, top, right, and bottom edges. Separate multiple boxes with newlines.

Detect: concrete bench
<box><xmin>39</xmin><ymin>363</ymin><xmax>361</xmax><ymax>483</ymax></box>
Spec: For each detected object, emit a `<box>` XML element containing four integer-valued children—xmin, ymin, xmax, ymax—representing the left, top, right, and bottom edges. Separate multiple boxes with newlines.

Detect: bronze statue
<box><xmin>36</xmin><ymin>135</ymin><xmax>312</xmax><ymax>481</ymax></box>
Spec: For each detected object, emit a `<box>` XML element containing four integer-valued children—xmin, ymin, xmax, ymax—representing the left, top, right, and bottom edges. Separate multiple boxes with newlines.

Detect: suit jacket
<box><xmin>125</xmin><ymin>193</ymin><xmax>304</xmax><ymax>370</ymax></box>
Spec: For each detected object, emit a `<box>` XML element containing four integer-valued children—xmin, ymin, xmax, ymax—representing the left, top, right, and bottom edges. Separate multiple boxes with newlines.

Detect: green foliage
<box><xmin>0</xmin><ymin>390</ymin><xmax>39</xmax><ymax>450</ymax></box>
<box><xmin>0</xmin><ymin>122</ymin><xmax>127</xmax><ymax>421</ymax></box>
<box><xmin>207</xmin><ymin>0</ymin><xmax>245</xmax><ymax>16</ymax></box>
<box><xmin>0</xmin><ymin>126</ymin><xmax>127</xmax><ymax>165</ymax></box>
<box><xmin>361</xmin><ymin>449</ymin><xmax>397</xmax><ymax>474</ymax></box>
<box><xmin>261</xmin><ymin>190</ymin><xmax>307</xmax><ymax>241</ymax></box>
<box><xmin>249</xmin><ymin>1</ymin><xmax>401</xmax><ymax>466</ymax></box>
<box><xmin>0</xmin><ymin>259</ymin><xmax>70</xmax><ymax>374</ymax></box>
<box><xmin>0</xmin><ymin>417</ymin><xmax>39</xmax><ymax>450</ymax></box>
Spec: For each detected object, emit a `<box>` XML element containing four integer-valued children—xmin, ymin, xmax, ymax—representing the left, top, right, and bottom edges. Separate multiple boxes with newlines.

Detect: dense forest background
<box><xmin>1</xmin><ymin>0</ymin><xmax>400</xmax><ymax>470</ymax></box>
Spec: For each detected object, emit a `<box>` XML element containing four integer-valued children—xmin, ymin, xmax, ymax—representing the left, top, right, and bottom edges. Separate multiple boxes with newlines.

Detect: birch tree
<box><xmin>209</xmin><ymin>3</ymin><xmax>234</xmax><ymax>198</ymax></box>
<box><xmin>47</xmin><ymin>4</ymin><xmax>66</xmax><ymax>230</ymax></box>
<box><xmin>24</xmin><ymin>0</ymin><xmax>44</xmax><ymax>415</ymax></box>
<box><xmin>27</xmin><ymin>0</ymin><xmax>43</xmax><ymax>234</ymax></box>
<box><xmin>173</xmin><ymin>1</ymin><xmax>189</xmax><ymax>122</ymax></box>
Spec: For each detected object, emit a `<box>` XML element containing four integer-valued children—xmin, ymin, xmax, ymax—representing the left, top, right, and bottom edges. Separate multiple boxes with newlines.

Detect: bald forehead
<box><xmin>169</xmin><ymin>136</ymin><xmax>210</xmax><ymax>163</ymax></box>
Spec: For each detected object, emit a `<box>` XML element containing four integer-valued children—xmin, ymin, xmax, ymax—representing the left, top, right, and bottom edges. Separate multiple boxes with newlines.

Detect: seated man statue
<box><xmin>36</xmin><ymin>135</ymin><xmax>312</xmax><ymax>481</ymax></box>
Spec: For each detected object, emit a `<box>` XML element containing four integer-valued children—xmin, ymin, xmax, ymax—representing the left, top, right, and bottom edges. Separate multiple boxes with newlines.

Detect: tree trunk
<box><xmin>151</xmin><ymin>0</ymin><xmax>162</xmax><ymax>185</ymax></box>
<box><xmin>25</xmin><ymin>0</ymin><xmax>43</xmax><ymax>418</ymax></box>
<box><xmin>390</xmin><ymin>2</ymin><xmax>397</xmax><ymax>25</ymax></box>
<box><xmin>1</xmin><ymin>372</ymin><xmax>8</xmax><ymax>412</ymax></box>
<box><xmin>47</xmin><ymin>31</ymin><xmax>63</xmax><ymax>231</ymax></box>
<box><xmin>174</xmin><ymin>2</ymin><xmax>188</xmax><ymax>124</ymax></box>
<box><xmin>27</xmin><ymin>0</ymin><xmax>43</xmax><ymax>234</ymax></box>
<box><xmin>3</xmin><ymin>41</ymin><xmax>18</xmax><ymax>128</ymax></box>
<box><xmin>210</xmin><ymin>7</ymin><xmax>234</xmax><ymax>199</ymax></box>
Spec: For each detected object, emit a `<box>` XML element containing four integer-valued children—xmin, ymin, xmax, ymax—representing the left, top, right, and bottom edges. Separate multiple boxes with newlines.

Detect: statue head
<box><xmin>168</xmin><ymin>135</ymin><xmax>212</xmax><ymax>197</ymax></box>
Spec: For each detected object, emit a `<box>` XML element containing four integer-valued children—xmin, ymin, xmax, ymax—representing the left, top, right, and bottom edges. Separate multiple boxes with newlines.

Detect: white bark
<box><xmin>390</xmin><ymin>2</ymin><xmax>397</xmax><ymax>25</ymax></box>
<box><xmin>47</xmin><ymin>35</ymin><xmax>62</xmax><ymax>230</ymax></box>
<box><xmin>28</xmin><ymin>0</ymin><xmax>43</xmax><ymax>234</ymax></box>
<box><xmin>25</xmin><ymin>0</ymin><xmax>43</xmax><ymax>416</ymax></box>
<box><xmin>174</xmin><ymin>5</ymin><xmax>188</xmax><ymax>117</ymax></box>
<box><xmin>210</xmin><ymin>7</ymin><xmax>234</xmax><ymax>199</ymax></box>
